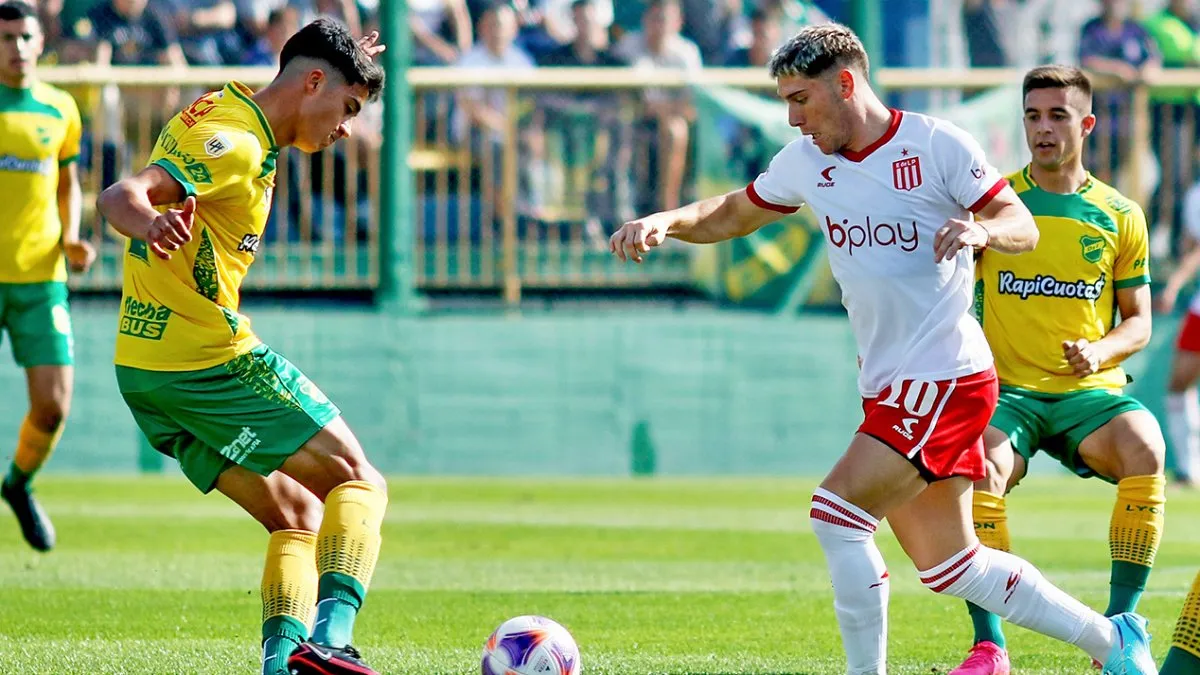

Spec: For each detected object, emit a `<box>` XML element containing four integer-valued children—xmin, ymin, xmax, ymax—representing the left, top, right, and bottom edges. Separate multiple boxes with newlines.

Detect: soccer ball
<box><xmin>481</xmin><ymin>615</ymin><xmax>581</xmax><ymax>675</ymax></box>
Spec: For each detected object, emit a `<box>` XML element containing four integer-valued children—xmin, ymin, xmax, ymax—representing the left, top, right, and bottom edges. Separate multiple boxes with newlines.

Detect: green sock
<box><xmin>3</xmin><ymin>463</ymin><xmax>30</xmax><ymax>489</ymax></box>
<box><xmin>311</xmin><ymin>572</ymin><xmax>364</xmax><ymax>649</ymax></box>
<box><xmin>967</xmin><ymin>602</ymin><xmax>1007</xmax><ymax>648</ymax></box>
<box><xmin>1105</xmin><ymin>561</ymin><xmax>1151</xmax><ymax>616</ymax></box>
<box><xmin>1161</xmin><ymin>647</ymin><xmax>1200</xmax><ymax>675</ymax></box>
<box><xmin>261</xmin><ymin>615</ymin><xmax>307</xmax><ymax>675</ymax></box>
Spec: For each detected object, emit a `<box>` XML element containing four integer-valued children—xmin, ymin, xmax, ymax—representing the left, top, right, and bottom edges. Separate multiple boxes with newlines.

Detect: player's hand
<box><xmin>63</xmin><ymin>239</ymin><xmax>96</xmax><ymax>274</ymax></box>
<box><xmin>1062</xmin><ymin>338</ymin><xmax>1104</xmax><ymax>378</ymax></box>
<box><xmin>146</xmin><ymin>196</ymin><xmax>195</xmax><ymax>260</ymax></box>
<box><xmin>933</xmin><ymin>218</ymin><xmax>990</xmax><ymax>262</ymax></box>
<box><xmin>609</xmin><ymin>216</ymin><xmax>669</xmax><ymax>263</ymax></box>
<box><xmin>358</xmin><ymin>31</ymin><xmax>386</xmax><ymax>58</ymax></box>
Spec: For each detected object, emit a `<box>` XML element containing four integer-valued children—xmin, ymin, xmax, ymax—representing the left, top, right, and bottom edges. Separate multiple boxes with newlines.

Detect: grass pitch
<box><xmin>1</xmin><ymin>475</ymin><xmax>1197</xmax><ymax>674</ymax></box>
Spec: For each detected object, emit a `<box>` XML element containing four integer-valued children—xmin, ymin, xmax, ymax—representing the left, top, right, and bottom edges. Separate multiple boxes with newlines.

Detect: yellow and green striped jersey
<box><xmin>0</xmin><ymin>81</ymin><xmax>81</xmax><ymax>283</ymax></box>
<box><xmin>974</xmin><ymin>166</ymin><xmax>1151</xmax><ymax>394</ymax></box>
<box><xmin>115</xmin><ymin>82</ymin><xmax>278</xmax><ymax>371</ymax></box>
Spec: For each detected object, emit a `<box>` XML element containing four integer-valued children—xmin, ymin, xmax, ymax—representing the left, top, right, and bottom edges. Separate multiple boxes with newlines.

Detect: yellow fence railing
<box><xmin>39</xmin><ymin>65</ymin><xmax>1200</xmax><ymax>301</ymax></box>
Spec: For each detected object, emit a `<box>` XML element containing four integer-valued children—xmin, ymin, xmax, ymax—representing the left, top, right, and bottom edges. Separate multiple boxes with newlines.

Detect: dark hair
<box><xmin>267</xmin><ymin>6</ymin><xmax>296</xmax><ymax>28</ymax></box>
<box><xmin>570</xmin><ymin>0</ymin><xmax>592</xmax><ymax>10</ymax></box>
<box><xmin>768</xmin><ymin>22</ymin><xmax>869</xmax><ymax>79</ymax></box>
<box><xmin>1022</xmin><ymin>64</ymin><xmax>1093</xmax><ymax>108</ymax></box>
<box><xmin>0</xmin><ymin>1</ymin><xmax>36</xmax><ymax>22</ymax></box>
<box><xmin>644</xmin><ymin>0</ymin><xmax>681</xmax><ymax>13</ymax></box>
<box><xmin>279</xmin><ymin>17</ymin><xmax>385</xmax><ymax>102</ymax></box>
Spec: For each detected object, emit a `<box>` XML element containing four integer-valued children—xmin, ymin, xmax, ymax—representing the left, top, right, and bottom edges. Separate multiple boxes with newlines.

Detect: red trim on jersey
<box><xmin>968</xmin><ymin>177</ymin><xmax>1008</xmax><ymax>213</ymax></box>
<box><xmin>745</xmin><ymin>181</ymin><xmax>800</xmax><ymax>214</ymax></box>
<box><xmin>839</xmin><ymin>108</ymin><xmax>903</xmax><ymax>163</ymax></box>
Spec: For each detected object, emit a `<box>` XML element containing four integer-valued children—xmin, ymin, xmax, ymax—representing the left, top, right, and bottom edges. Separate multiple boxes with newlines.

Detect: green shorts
<box><xmin>0</xmin><ymin>281</ymin><xmax>74</xmax><ymax>367</ymax></box>
<box><xmin>991</xmin><ymin>386</ymin><xmax>1148</xmax><ymax>483</ymax></box>
<box><xmin>116</xmin><ymin>344</ymin><xmax>340</xmax><ymax>493</ymax></box>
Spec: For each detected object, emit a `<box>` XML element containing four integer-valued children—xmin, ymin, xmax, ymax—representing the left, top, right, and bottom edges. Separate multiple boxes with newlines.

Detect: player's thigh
<box><xmin>886</xmin><ymin>475</ymin><xmax>976</xmax><ymax>570</ymax></box>
<box><xmin>1053</xmin><ymin>392</ymin><xmax>1163</xmax><ymax>481</ymax></box>
<box><xmin>987</xmin><ymin>388</ymin><xmax>1047</xmax><ymax>490</ymax></box>
<box><xmin>5</xmin><ymin>281</ymin><xmax>73</xmax><ymax>369</ymax></box>
<box><xmin>215</xmin><ymin>464</ymin><xmax>324</xmax><ymax>533</ymax></box>
<box><xmin>117</xmin><ymin>345</ymin><xmax>341</xmax><ymax>489</ymax></box>
<box><xmin>820</xmin><ymin>432</ymin><xmax>928</xmax><ymax>519</ymax></box>
<box><xmin>278</xmin><ymin>416</ymin><xmax>385</xmax><ymax>501</ymax></box>
<box><xmin>1076</xmin><ymin>406</ymin><xmax>1166</xmax><ymax>480</ymax></box>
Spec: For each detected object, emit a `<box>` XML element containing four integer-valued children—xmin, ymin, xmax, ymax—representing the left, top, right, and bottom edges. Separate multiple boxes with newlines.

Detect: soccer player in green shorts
<box><xmin>97</xmin><ymin>18</ymin><xmax>387</xmax><ymax>675</ymax></box>
<box><xmin>0</xmin><ymin>1</ymin><xmax>96</xmax><ymax>553</ymax></box>
<box><xmin>951</xmin><ymin>65</ymin><xmax>1168</xmax><ymax>675</ymax></box>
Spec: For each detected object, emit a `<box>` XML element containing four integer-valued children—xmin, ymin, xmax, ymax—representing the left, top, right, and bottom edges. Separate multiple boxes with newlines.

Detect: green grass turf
<box><xmin>0</xmin><ymin>476</ymin><xmax>1197</xmax><ymax>674</ymax></box>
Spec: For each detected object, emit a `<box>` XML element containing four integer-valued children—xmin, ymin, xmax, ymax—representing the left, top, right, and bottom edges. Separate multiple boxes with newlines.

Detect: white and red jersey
<box><xmin>748</xmin><ymin>109</ymin><xmax>1008</xmax><ymax>397</ymax></box>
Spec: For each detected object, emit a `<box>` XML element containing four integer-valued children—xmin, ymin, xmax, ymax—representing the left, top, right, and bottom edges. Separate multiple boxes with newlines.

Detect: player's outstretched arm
<box><xmin>610</xmin><ymin>189</ymin><xmax>781</xmax><ymax>263</ymax></box>
<box><xmin>97</xmin><ymin>165</ymin><xmax>194</xmax><ymax>260</ymax></box>
<box><xmin>1158</xmin><ymin>241</ymin><xmax>1200</xmax><ymax>313</ymax></box>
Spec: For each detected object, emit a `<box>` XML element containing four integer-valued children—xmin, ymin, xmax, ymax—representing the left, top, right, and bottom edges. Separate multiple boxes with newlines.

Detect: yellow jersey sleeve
<box><xmin>1114</xmin><ymin>201</ymin><xmax>1151</xmax><ymax>288</ymax></box>
<box><xmin>149</xmin><ymin>121</ymin><xmax>255</xmax><ymax>204</ymax></box>
<box><xmin>58</xmin><ymin>92</ymin><xmax>81</xmax><ymax>165</ymax></box>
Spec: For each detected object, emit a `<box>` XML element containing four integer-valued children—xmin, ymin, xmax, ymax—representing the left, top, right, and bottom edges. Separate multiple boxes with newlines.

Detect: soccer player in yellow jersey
<box><xmin>97</xmin><ymin>18</ymin><xmax>386</xmax><ymax>675</ymax></box>
<box><xmin>950</xmin><ymin>65</ymin><xmax>1168</xmax><ymax>675</ymax></box>
<box><xmin>0</xmin><ymin>1</ymin><xmax>96</xmax><ymax>553</ymax></box>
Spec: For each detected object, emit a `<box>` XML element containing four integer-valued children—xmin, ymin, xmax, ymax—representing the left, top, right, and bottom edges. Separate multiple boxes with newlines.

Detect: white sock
<box><xmin>810</xmin><ymin>488</ymin><xmax>889</xmax><ymax>675</ymax></box>
<box><xmin>920</xmin><ymin>545</ymin><xmax>1116</xmax><ymax>662</ymax></box>
<box><xmin>1167</xmin><ymin>390</ymin><xmax>1200</xmax><ymax>480</ymax></box>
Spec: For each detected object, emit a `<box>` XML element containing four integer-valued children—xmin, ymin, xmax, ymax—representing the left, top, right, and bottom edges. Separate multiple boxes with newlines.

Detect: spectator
<box><xmin>681</xmin><ymin>0</ymin><xmax>742</xmax><ymax>65</ymax></box>
<box><xmin>161</xmin><ymin>0</ymin><xmax>239</xmax><ymax>65</ymax></box>
<box><xmin>537</xmin><ymin>0</ymin><xmax>613</xmax><ymax>46</ymax></box>
<box><xmin>541</xmin><ymin>0</ymin><xmax>633</xmax><ymax>236</ymax></box>
<box><xmin>759</xmin><ymin>0</ymin><xmax>828</xmax><ymax>44</ymax></box>
<box><xmin>84</xmin><ymin>0</ymin><xmax>185</xmax><ymax>66</ymax></box>
<box><xmin>454</xmin><ymin>1</ymin><xmax>547</xmax><ymax>216</ymax></box>
<box><xmin>410</xmin><ymin>0</ymin><xmax>472</xmax><ymax>65</ymax></box>
<box><xmin>1078</xmin><ymin>0</ymin><xmax>1159</xmax><ymax>187</ymax></box>
<box><xmin>242</xmin><ymin>5</ymin><xmax>299</xmax><ymax>67</ymax></box>
<box><xmin>962</xmin><ymin>0</ymin><xmax>1009</xmax><ymax>67</ymax></box>
<box><xmin>1144</xmin><ymin>0</ymin><xmax>1200</xmax><ymax>249</ymax></box>
<box><xmin>724</xmin><ymin>4</ymin><xmax>782</xmax><ymax>66</ymax></box>
<box><xmin>614</xmin><ymin>0</ymin><xmax>702</xmax><ymax>211</ymax></box>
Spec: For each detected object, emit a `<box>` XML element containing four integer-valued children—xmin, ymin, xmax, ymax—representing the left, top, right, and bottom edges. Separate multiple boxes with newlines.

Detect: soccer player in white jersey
<box><xmin>610</xmin><ymin>23</ymin><xmax>1158</xmax><ymax>675</ymax></box>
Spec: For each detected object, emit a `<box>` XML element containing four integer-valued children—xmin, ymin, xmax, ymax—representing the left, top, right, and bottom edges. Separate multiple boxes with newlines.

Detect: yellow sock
<box><xmin>260</xmin><ymin>530</ymin><xmax>317</xmax><ymax>674</ymax></box>
<box><xmin>10</xmin><ymin>415</ymin><xmax>64</xmax><ymax>479</ymax></box>
<box><xmin>1172</xmin><ymin>571</ymin><xmax>1200</xmax><ymax>659</ymax></box>
<box><xmin>311</xmin><ymin>481</ymin><xmax>387</xmax><ymax>649</ymax></box>
<box><xmin>1110</xmin><ymin>474</ymin><xmax>1165</xmax><ymax>567</ymax></box>
<box><xmin>973</xmin><ymin>490</ymin><xmax>1010</xmax><ymax>552</ymax></box>
<box><xmin>1106</xmin><ymin>474</ymin><xmax>1166</xmax><ymax>616</ymax></box>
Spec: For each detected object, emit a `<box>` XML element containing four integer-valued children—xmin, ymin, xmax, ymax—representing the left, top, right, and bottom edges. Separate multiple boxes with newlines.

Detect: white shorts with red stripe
<box><xmin>858</xmin><ymin>368</ymin><xmax>999</xmax><ymax>482</ymax></box>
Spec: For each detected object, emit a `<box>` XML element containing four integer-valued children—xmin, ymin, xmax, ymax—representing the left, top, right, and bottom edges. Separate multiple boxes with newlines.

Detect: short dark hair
<box><xmin>0</xmin><ymin>1</ymin><xmax>36</xmax><ymax>22</ymax></box>
<box><xmin>644</xmin><ymin>0</ymin><xmax>681</xmax><ymax>14</ymax></box>
<box><xmin>768</xmin><ymin>23</ymin><xmax>869</xmax><ymax>79</ymax></box>
<box><xmin>570</xmin><ymin>0</ymin><xmax>592</xmax><ymax>10</ymax></box>
<box><xmin>279</xmin><ymin>18</ymin><xmax>385</xmax><ymax>102</ymax></box>
<box><xmin>1022</xmin><ymin>64</ymin><xmax>1093</xmax><ymax>105</ymax></box>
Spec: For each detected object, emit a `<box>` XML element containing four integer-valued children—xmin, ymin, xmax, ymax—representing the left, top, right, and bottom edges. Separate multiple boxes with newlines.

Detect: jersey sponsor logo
<box><xmin>1080</xmin><ymin>235</ymin><xmax>1106</xmax><ymax>263</ymax></box>
<box><xmin>892</xmin><ymin>156</ymin><xmax>923</xmax><ymax>191</ymax></box>
<box><xmin>996</xmin><ymin>270</ymin><xmax>1106</xmax><ymax>301</ymax></box>
<box><xmin>0</xmin><ymin>154</ymin><xmax>54</xmax><ymax>175</ymax></box>
<box><xmin>159</xmin><ymin>130</ymin><xmax>214</xmax><ymax>184</ymax></box>
<box><xmin>818</xmin><ymin>166</ymin><xmax>836</xmax><ymax>188</ymax></box>
<box><xmin>238</xmin><ymin>234</ymin><xmax>261</xmax><ymax>255</ymax></box>
<box><xmin>220</xmin><ymin>426</ymin><xmax>261</xmax><ymax>463</ymax></box>
<box><xmin>180</xmin><ymin>92</ymin><xmax>218</xmax><ymax>128</ymax></box>
<box><xmin>204</xmin><ymin>133</ymin><xmax>233</xmax><ymax>158</ymax></box>
<box><xmin>971</xmin><ymin>167</ymin><xmax>984</xmax><ymax>180</ymax></box>
<box><xmin>119</xmin><ymin>297</ymin><xmax>173</xmax><ymax>340</ymax></box>
<box><xmin>1106</xmin><ymin>194</ymin><xmax>1133</xmax><ymax>215</ymax></box>
<box><xmin>825</xmin><ymin>215</ymin><xmax>919</xmax><ymax>255</ymax></box>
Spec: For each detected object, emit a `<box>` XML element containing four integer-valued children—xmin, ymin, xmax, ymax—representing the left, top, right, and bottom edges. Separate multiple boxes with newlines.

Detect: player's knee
<box><xmin>260</xmin><ymin>492</ymin><xmax>323</xmax><ymax>533</ymax></box>
<box><xmin>326</xmin><ymin>447</ymin><xmax>386</xmax><ymax>494</ymax></box>
<box><xmin>29</xmin><ymin>400</ymin><xmax>68</xmax><ymax>434</ymax></box>
<box><xmin>1114</xmin><ymin>435</ymin><xmax>1166</xmax><ymax>478</ymax></box>
<box><xmin>977</xmin><ymin>457</ymin><xmax>1012</xmax><ymax>496</ymax></box>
